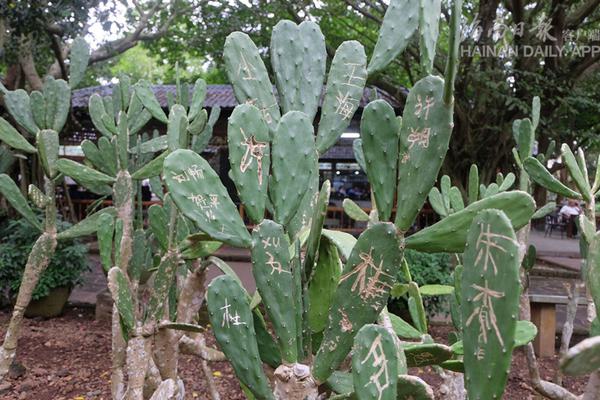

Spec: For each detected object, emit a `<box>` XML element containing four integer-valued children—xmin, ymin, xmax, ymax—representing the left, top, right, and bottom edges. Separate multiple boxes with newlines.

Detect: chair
<box><xmin>544</xmin><ymin>212</ymin><xmax>566</xmax><ymax>238</ymax></box>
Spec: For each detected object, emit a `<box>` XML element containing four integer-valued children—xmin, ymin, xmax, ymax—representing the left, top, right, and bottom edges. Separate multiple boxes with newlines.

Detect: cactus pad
<box><xmin>395</xmin><ymin>75</ymin><xmax>453</xmax><ymax>231</ymax></box>
<box><xmin>163</xmin><ymin>149</ymin><xmax>252</xmax><ymax>248</ymax></box>
<box><xmin>270</xmin><ymin>20</ymin><xmax>326</xmax><ymax>120</ymax></box>
<box><xmin>461</xmin><ymin>209</ymin><xmax>520</xmax><ymax>400</ymax></box>
<box><xmin>224</xmin><ymin>32</ymin><xmax>280</xmax><ymax>135</ymax></box>
<box><xmin>312</xmin><ymin>222</ymin><xmax>402</xmax><ymax>382</ymax></box>
<box><xmin>405</xmin><ymin>191</ymin><xmax>535</xmax><ymax>253</ymax></box>
<box><xmin>227</xmin><ymin>104</ymin><xmax>270</xmax><ymax>224</ymax></box>
<box><xmin>360</xmin><ymin>100</ymin><xmax>400</xmax><ymax>221</ymax></box>
<box><xmin>560</xmin><ymin>335</ymin><xmax>600</xmax><ymax>376</ymax></box>
<box><xmin>352</xmin><ymin>324</ymin><xmax>399</xmax><ymax>400</ymax></box>
<box><xmin>367</xmin><ymin>0</ymin><xmax>419</xmax><ymax>75</ymax></box>
<box><xmin>316</xmin><ymin>41</ymin><xmax>367</xmax><ymax>154</ymax></box>
<box><xmin>207</xmin><ymin>275</ymin><xmax>274</xmax><ymax>400</ymax></box>
<box><xmin>269</xmin><ymin>111</ymin><xmax>317</xmax><ymax>226</ymax></box>
<box><xmin>250</xmin><ymin>219</ymin><xmax>297</xmax><ymax>363</ymax></box>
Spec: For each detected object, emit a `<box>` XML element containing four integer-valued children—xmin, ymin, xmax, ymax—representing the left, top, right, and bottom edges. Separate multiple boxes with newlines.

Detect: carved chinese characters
<box><xmin>395</xmin><ymin>75</ymin><xmax>453</xmax><ymax>232</ymax></box>
<box><xmin>206</xmin><ymin>275</ymin><xmax>274</xmax><ymax>400</ymax></box>
<box><xmin>224</xmin><ymin>32</ymin><xmax>281</xmax><ymax>134</ymax></box>
<box><xmin>461</xmin><ymin>210</ymin><xmax>520</xmax><ymax>400</ymax></box>
<box><xmin>352</xmin><ymin>325</ymin><xmax>400</xmax><ymax>400</ymax></box>
<box><xmin>312</xmin><ymin>223</ymin><xmax>402</xmax><ymax>383</ymax></box>
<box><xmin>227</xmin><ymin>104</ymin><xmax>270</xmax><ymax>223</ymax></box>
<box><xmin>315</xmin><ymin>41</ymin><xmax>367</xmax><ymax>154</ymax></box>
<box><xmin>250</xmin><ymin>220</ymin><xmax>298</xmax><ymax>363</ymax></box>
<box><xmin>163</xmin><ymin>149</ymin><xmax>252</xmax><ymax>248</ymax></box>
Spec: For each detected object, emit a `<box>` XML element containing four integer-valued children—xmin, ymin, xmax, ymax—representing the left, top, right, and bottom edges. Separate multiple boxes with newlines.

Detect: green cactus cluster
<box><xmin>3</xmin><ymin>0</ymin><xmax>597</xmax><ymax>398</ymax></box>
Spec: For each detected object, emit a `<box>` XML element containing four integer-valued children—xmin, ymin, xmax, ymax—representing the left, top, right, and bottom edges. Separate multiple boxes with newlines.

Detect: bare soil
<box><xmin>0</xmin><ymin>307</ymin><xmax>589</xmax><ymax>399</ymax></box>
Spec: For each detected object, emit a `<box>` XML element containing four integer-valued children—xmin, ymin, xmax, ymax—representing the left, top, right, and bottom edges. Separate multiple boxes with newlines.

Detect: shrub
<box><xmin>0</xmin><ymin>214</ymin><xmax>88</xmax><ymax>305</ymax></box>
<box><xmin>390</xmin><ymin>249</ymin><xmax>453</xmax><ymax>317</ymax></box>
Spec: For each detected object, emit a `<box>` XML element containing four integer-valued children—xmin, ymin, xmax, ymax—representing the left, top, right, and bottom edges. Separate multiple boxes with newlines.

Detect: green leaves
<box><xmin>250</xmin><ymin>220</ymin><xmax>297</xmax><ymax>363</ymax></box>
<box><xmin>43</xmin><ymin>78</ymin><xmax>71</xmax><ymax>133</ymax></box>
<box><xmin>352</xmin><ymin>325</ymin><xmax>400</xmax><ymax>400</ymax></box>
<box><xmin>134</xmin><ymin>80</ymin><xmax>168</xmax><ymax>123</ymax></box>
<box><xmin>3</xmin><ymin>89</ymin><xmax>38</xmax><ymax>135</ymax></box>
<box><xmin>269</xmin><ymin>111</ymin><xmax>317</xmax><ymax>226</ymax></box>
<box><xmin>418</xmin><ymin>0</ymin><xmax>442</xmax><ymax>73</ymax></box>
<box><xmin>560</xmin><ymin>336</ymin><xmax>600</xmax><ymax>376</ymax></box>
<box><xmin>406</xmin><ymin>191</ymin><xmax>535</xmax><ymax>253</ymax></box>
<box><xmin>523</xmin><ymin>157</ymin><xmax>582</xmax><ymax>199</ymax></box>
<box><xmin>270</xmin><ymin>20</ymin><xmax>326</xmax><ymax>121</ymax></box>
<box><xmin>313</xmin><ymin>223</ymin><xmax>402</xmax><ymax>382</ymax></box>
<box><xmin>207</xmin><ymin>275</ymin><xmax>274</xmax><ymax>400</ymax></box>
<box><xmin>56</xmin><ymin>159</ymin><xmax>116</xmax><ymax>185</ymax></box>
<box><xmin>342</xmin><ymin>198</ymin><xmax>369</xmax><ymax>222</ymax></box>
<box><xmin>395</xmin><ymin>75</ymin><xmax>453</xmax><ymax>231</ymax></box>
<box><xmin>462</xmin><ymin>209</ymin><xmax>520</xmax><ymax>400</ymax></box>
<box><xmin>37</xmin><ymin>129</ymin><xmax>59</xmax><ymax>178</ymax></box>
<box><xmin>107</xmin><ymin>267</ymin><xmax>135</xmax><ymax>338</ymax></box>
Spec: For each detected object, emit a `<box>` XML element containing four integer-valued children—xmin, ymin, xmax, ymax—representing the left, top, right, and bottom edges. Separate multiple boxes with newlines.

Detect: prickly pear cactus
<box><xmin>207</xmin><ymin>275</ymin><xmax>274</xmax><ymax>400</ymax></box>
<box><xmin>163</xmin><ymin>149</ymin><xmax>252</xmax><ymax>248</ymax></box>
<box><xmin>560</xmin><ymin>335</ymin><xmax>600</xmax><ymax>376</ymax></box>
<box><xmin>251</xmin><ymin>220</ymin><xmax>297</xmax><ymax>363</ymax></box>
<box><xmin>312</xmin><ymin>223</ymin><xmax>402</xmax><ymax>382</ymax></box>
<box><xmin>224</xmin><ymin>31</ymin><xmax>281</xmax><ymax>134</ymax></box>
<box><xmin>360</xmin><ymin>100</ymin><xmax>400</xmax><ymax>221</ymax></box>
<box><xmin>315</xmin><ymin>41</ymin><xmax>367</xmax><ymax>154</ymax></box>
<box><xmin>352</xmin><ymin>324</ymin><xmax>399</xmax><ymax>400</ymax></box>
<box><xmin>270</xmin><ymin>20</ymin><xmax>326</xmax><ymax>120</ymax></box>
<box><xmin>269</xmin><ymin>111</ymin><xmax>317</xmax><ymax>226</ymax></box>
<box><xmin>461</xmin><ymin>209</ymin><xmax>520</xmax><ymax>400</ymax></box>
<box><xmin>368</xmin><ymin>0</ymin><xmax>419</xmax><ymax>74</ymax></box>
<box><xmin>394</xmin><ymin>75</ymin><xmax>453</xmax><ymax>232</ymax></box>
<box><xmin>227</xmin><ymin>104</ymin><xmax>270</xmax><ymax>224</ymax></box>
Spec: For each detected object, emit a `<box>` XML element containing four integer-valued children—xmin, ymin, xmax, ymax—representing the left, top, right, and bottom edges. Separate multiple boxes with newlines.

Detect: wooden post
<box><xmin>531</xmin><ymin>302</ymin><xmax>556</xmax><ymax>357</ymax></box>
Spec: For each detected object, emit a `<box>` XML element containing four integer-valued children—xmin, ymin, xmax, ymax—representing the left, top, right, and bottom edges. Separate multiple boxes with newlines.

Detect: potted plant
<box><xmin>0</xmin><ymin>214</ymin><xmax>88</xmax><ymax>318</ymax></box>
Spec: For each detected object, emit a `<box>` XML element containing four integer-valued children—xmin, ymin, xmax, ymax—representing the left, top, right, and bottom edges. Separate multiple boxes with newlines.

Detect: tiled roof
<box><xmin>71</xmin><ymin>84</ymin><xmax>403</xmax><ymax>110</ymax></box>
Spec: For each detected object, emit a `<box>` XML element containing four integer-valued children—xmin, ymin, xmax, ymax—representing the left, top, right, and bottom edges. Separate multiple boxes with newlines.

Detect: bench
<box><xmin>529</xmin><ymin>294</ymin><xmax>588</xmax><ymax>357</ymax></box>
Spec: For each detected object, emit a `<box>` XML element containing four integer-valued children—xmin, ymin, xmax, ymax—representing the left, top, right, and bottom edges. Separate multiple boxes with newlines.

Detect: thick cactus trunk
<box><xmin>0</xmin><ymin>178</ymin><xmax>57</xmax><ymax>378</ymax></box>
<box><xmin>112</xmin><ymin>171</ymin><xmax>134</xmax><ymax>400</ymax></box>
<box><xmin>0</xmin><ymin>232</ymin><xmax>57</xmax><ymax>376</ymax></box>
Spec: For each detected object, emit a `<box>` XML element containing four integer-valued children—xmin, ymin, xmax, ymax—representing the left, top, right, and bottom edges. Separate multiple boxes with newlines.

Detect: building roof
<box><xmin>71</xmin><ymin>84</ymin><xmax>403</xmax><ymax>110</ymax></box>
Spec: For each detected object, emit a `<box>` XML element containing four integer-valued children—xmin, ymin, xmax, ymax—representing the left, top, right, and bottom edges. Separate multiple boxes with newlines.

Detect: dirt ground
<box><xmin>0</xmin><ymin>307</ymin><xmax>589</xmax><ymax>399</ymax></box>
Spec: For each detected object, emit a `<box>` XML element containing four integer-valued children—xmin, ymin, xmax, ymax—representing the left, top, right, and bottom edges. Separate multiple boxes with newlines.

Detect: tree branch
<box><xmin>88</xmin><ymin>2</ymin><xmax>182</xmax><ymax>64</ymax></box>
<box><xmin>18</xmin><ymin>39</ymin><xmax>43</xmax><ymax>91</ymax></box>
<box><xmin>566</xmin><ymin>0</ymin><xmax>600</xmax><ymax>28</ymax></box>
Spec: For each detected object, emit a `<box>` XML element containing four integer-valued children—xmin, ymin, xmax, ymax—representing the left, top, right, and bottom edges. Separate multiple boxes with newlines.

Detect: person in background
<box><xmin>560</xmin><ymin>199</ymin><xmax>582</xmax><ymax>238</ymax></box>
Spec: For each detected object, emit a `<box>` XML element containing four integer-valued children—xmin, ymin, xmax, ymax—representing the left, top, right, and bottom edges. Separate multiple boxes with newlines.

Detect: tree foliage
<box><xmin>145</xmin><ymin>0</ymin><xmax>600</xmax><ymax>184</ymax></box>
